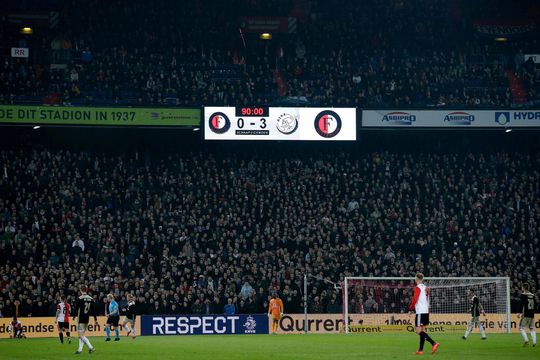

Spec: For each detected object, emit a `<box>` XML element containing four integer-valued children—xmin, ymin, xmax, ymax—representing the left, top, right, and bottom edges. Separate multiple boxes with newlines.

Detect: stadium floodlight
<box><xmin>343</xmin><ymin>277</ymin><xmax>511</xmax><ymax>334</ymax></box>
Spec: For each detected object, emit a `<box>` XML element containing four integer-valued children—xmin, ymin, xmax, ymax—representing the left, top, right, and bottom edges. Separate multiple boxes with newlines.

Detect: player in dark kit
<box><xmin>121</xmin><ymin>293</ymin><xmax>137</xmax><ymax>339</ymax></box>
<box><xmin>462</xmin><ymin>288</ymin><xmax>486</xmax><ymax>340</ymax></box>
<box><xmin>518</xmin><ymin>283</ymin><xmax>537</xmax><ymax>347</ymax></box>
<box><xmin>73</xmin><ymin>285</ymin><xmax>98</xmax><ymax>354</ymax></box>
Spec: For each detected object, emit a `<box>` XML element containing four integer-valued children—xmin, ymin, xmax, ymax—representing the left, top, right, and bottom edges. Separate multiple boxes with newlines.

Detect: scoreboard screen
<box><xmin>204</xmin><ymin>107</ymin><xmax>356</xmax><ymax>141</ymax></box>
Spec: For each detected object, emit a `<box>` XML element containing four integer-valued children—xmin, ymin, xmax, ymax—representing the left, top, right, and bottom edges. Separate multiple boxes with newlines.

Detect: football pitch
<box><xmin>0</xmin><ymin>334</ymin><xmax>535</xmax><ymax>359</ymax></box>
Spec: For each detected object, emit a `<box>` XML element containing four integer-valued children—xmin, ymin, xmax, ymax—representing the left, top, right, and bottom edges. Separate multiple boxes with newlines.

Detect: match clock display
<box><xmin>204</xmin><ymin>107</ymin><xmax>356</xmax><ymax>141</ymax></box>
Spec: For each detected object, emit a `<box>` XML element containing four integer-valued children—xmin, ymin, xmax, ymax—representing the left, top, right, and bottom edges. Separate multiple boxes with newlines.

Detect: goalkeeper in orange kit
<box><xmin>268</xmin><ymin>294</ymin><xmax>284</xmax><ymax>334</ymax></box>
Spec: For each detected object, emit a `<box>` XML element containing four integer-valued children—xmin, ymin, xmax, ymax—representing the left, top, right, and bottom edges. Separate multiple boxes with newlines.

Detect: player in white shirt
<box><xmin>8</xmin><ymin>317</ymin><xmax>26</xmax><ymax>338</ymax></box>
<box><xmin>409</xmin><ymin>273</ymin><xmax>440</xmax><ymax>355</ymax></box>
<box><xmin>55</xmin><ymin>295</ymin><xmax>72</xmax><ymax>344</ymax></box>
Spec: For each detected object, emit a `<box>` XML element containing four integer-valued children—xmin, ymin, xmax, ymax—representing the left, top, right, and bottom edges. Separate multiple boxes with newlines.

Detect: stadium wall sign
<box><xmin>362</xmin><ymin>110</ymin><xmax>540</xmax><ymax>128</ymax></box>
<box><xmin>525</xmin><ymin>54</ymin><xmax>540</xmax><ymax>64</ymax></box>
<box><xmin>275</xmin><ymin>314</ymin><xmax>538</xmax><ymax>334</ymax></box>
<box><xmin>473</xmin><ymin>19</ymin><xmax>535</xmax><ymax>36</ymax></box>
<box><xmin>0</xmin><ymin>316</ymin><xmax>140</xmax><ymax>339</ymax></box>
<box><xmin>0</xmin><ymin>105</ymin><xmax>200</xmax><ymax>127</ymax></box>
<box><xmin>140</xmin><ymin>314</ymin><xmax>268</xmax><ymax>336</ymax></box>
<box><xmin>239</xmin><ymin>17</ymin><xmax>297</xmax><ymax>34</ymax></box>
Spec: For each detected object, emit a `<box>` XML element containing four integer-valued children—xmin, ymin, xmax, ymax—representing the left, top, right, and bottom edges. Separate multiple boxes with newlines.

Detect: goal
<box><xmin>343</xmin><ymin>277</ymin><xmax>510</xmax><ymax>334</ymax></box>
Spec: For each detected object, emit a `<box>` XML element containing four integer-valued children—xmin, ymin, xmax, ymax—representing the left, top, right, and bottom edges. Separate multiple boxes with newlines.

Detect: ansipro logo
<box><xmin>444</xmin><ymin>112</ymin><xmax>475</xmax><ymax>125</ymax></box>
<box><xmin>381</xmin><ymin>112</ymin><xmax>416</xmax><ymax>125</ymax></box>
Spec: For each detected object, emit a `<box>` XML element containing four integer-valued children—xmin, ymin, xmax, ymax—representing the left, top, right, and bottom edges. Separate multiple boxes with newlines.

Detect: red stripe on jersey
<box><xmin>410</xmin><ymin>287</ymin><xmax>421</xmax><ymax>311</ymax></box>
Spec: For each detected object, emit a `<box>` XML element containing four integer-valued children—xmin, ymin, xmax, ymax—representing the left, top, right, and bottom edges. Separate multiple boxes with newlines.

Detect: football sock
<box><xmin>59</xmin><ymin>332</ymin><xmax>64</xmax><ymax>343</ymax></box>
<box><xmin>520</xmin><ymin>328</ymin><xmax>529</xmax><ymax>342</ymax></box>
<box><xmin>464</xmin><ymin>322</ymin><xmax>473</xmax><ymax>338</ymax></box>
<box><xmin>422</xmin><ymin>331</ymin><xmax>435</xmax><ymax>345</ymax></box>
<box><xmin>105</xmin><ymin>327</ymin><xmax>111</xmax><ymax>339</ymax></box>
<box><xmin>132</xmin><ymin>327</ymin><xmax>136</xmax><ymax>336</ymax></box>
<box><xmin>478</xmin><ymin>322</ymin><xmax>486</xmax><ymax>338</ymax></box>
<box><xmin>115</xmin><ymin>328</ymin><xmax>119</xmax><ymax>338</ymax></box>
<box><xmin>531</xmin><ymin>329</ymin><xmax>536</xmax><ymax>344</ymax></box>
<box><xmin>66</xmin><ymin>331</ymin><xmax>71</xmax><ymax>339</ymax></box>
<box><xmin>78</xmin><ymin>338</ymin><xmax>84</xmax><ymax>352</ymax></box>
<box><xmin>419</xmin><ymin>332</ymin><xmax>426</xmax><ymax>351</ymax></box>
<box><xmin>83</xmin><ymin>336</ymin><xmax>93</xmax><ymax>350</ymax></box>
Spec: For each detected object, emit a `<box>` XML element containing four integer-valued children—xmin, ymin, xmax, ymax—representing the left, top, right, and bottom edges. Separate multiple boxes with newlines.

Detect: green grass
<box><xmin>0</xmin><ymin>334</ymin><xmax>536</xmax><ymax>359</ymax></box>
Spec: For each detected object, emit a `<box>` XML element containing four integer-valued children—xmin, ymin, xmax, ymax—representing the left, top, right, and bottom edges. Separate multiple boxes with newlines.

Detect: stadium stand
<box><xmin>0</xmin><ymin>138</ymin><xmax>538</xmax><ymax>316</ymax></box>
<box><xmin>1</xmin><ymin>0</ymin><xmax>539</xmax><ymax>107</ymax></box>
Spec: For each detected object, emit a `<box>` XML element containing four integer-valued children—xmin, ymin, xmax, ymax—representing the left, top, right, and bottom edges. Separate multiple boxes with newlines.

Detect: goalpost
<box><xmin>343</xmin><ymin>277</ymin><xmax>511</xmax><ymax>334</ymax></box>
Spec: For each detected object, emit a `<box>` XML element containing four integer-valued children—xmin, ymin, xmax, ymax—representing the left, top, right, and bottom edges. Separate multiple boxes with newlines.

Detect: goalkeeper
<box><xmin>462</xmin><ymin>288</ymin><xmax>487</xmax><ymax>340</ymax></box>
<box><xmin>268</xmin><ymin>293</ymin><xmax>284</xmax><ymax>334</ymax></box>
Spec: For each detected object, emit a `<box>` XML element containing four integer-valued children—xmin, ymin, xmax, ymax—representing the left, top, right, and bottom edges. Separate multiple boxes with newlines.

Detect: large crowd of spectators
<box><xmin>1</xmin><ymin>0</ymin><xmax>539</xmax><ymax>107</ymax></box>
<box><xmin>0</xmin><ymin>146</ymin><xmax>538</xmax><ymax>317</ymax></box>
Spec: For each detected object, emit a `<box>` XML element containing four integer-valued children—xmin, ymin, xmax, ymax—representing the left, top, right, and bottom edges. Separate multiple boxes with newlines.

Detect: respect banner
<box><xmin>0</xmin><ymin>105</ymin><xmax>200</xmax><ymax>126</ymax></box>
<box><xmin>141</xmin><ymin>314</ymin><xmax>268</xmax><ymax>336</ymax></box>
<box><xmin>275</xmin><ymin>314</ymin><xmax>538</xmax><ymax>334</ymax></box>
<box><xmin>0</xmin><ymin>316</ymin><xmax>140</xmax><ymax>339</ymax></box>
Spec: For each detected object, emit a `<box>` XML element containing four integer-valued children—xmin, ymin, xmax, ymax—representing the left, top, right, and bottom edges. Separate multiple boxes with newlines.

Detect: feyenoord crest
<box><xmin>314</xmin><ymin>110</ymin><xmax>342</xmax><ymax>138</ymax></box>
<box><xmin>276</xmin><ymin>113</ymin><xmax>299</xmax><ymax>135</ymax></box>
<box><xmin>208</xmin><ymin>112</ymin><xmax>231</xmax><ymax>134</ymax></box>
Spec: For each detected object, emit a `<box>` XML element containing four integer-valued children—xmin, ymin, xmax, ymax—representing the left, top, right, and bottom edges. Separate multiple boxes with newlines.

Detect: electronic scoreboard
<box><xmin>204</xmin><ymin>107</ymin><xmax>356</xmax><ymax>141</ymax></box>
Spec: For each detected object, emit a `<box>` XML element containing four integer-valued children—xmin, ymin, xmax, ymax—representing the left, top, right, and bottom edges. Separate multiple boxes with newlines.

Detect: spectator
<box><xmin>72</xmin><ymin>236</ymin><xmax>85</xmax><ymax>253</ymax></box>
<box><xmin>224</xmin><ymin>299</ymin><xmax>236</xmax><ymax>315</ymax></box>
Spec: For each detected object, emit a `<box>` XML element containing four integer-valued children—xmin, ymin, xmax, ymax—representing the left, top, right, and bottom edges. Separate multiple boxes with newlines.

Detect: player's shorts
<box><xmin>271</xmin><ymin>313</ymin><xmax>282</xmax><ymax>321</ymax></box>
<box><xmin>58</xmin><ymin>321</ymin><xmax>70</xmax><ymax>329</ymax></box>
<box><xmin>470</xmin><ymin>316</ymin><xmax>479</xmax><ymax>324</ymax></box>
<box><xmin>77</xmin><ymin>323</ymin><xmax>88</xmax><ymax>332</ymax></box>
<box><xmin>415</xmin><ymin>314</ymin><xmax>430</xmax><ymax>327</ymax></box>
<box><xmin>519</xmin><ymin>317</ymin><xmax>534</xmax><ymax>329</ymax></box>
<box><xmin>122</xmin><ymin>317</ymin><xmax>136</xmax><ymax>325</ymax></box>
<box><xmin>107</xmin><ymin>315</ymin><xmax>120</xmax><ymax>327</ymax></box>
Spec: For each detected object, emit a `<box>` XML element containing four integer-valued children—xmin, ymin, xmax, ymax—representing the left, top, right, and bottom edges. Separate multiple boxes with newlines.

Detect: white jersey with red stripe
<box><xmin>410</xmin><ymin>283</ymin><xmax>430</xmax><ymax>314</ymax></box>
<box><xmin>57</xmin><ymin>302</ymin><xmax>71</xmax><ymax>322</ymax></box>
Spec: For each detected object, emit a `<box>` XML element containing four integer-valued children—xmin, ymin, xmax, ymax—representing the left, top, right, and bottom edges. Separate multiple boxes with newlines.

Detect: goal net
<box><xmin>343</xmin><ymin>277</ymin><xmax>510</xmax><ymax>334</ymax></box>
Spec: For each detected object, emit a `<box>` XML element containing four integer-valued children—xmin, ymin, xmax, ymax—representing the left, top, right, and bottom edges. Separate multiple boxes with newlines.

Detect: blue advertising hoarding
<box><xmin>141</xmin><ymin>314</ymin><xmax>269</xmax><ymax>336</ymax></box>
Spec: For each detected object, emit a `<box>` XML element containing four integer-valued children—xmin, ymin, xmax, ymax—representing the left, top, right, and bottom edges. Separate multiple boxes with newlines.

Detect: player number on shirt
<box><xmin>84</xmin><ymin>302</ymin><xmax>91</xmax><ymax>314</ymax></box>
<box><xmin>528</xmin><ymin>299</ymin><xmax>534</xmax><ymax>310</ymax></box>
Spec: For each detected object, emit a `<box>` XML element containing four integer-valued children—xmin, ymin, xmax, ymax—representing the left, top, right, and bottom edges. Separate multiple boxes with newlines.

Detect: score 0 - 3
<box><xmin>235</xmin><ymin>106</ymin><xmax>268</xmax><ymax>129</ymax></box>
